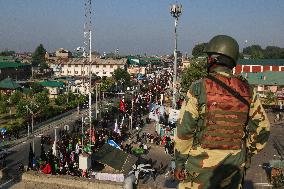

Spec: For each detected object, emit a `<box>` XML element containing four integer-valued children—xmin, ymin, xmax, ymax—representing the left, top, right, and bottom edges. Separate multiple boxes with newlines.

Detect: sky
<box><xmin>0</xmin><ymin>0</ymin><xmax>284</xmax><ymax>55</ymax></box>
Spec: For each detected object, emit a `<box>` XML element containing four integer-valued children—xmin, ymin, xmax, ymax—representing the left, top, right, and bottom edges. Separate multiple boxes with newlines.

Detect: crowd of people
<box><xmin>26</xmin><ymin>68</ymin><xmax>179</xmax><ymax>184</ymax></box>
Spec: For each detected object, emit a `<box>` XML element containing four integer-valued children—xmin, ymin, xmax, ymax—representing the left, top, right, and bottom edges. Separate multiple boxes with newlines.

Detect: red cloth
<box><xmin>91</xmin><ymin>130</ymin><xmax>96</xmax><ymax>143</ymax></box>
<box><xmin>42</xmin><ymin>163</ymin><xmax>51</xmax><ymax>174</ymax></box>
<box><xmin>119</xmin><ymin>99</ymin><xmax>125</xmax><ymax>112</ymax></box>
<box><xmin>161</xmin><ymin>136</ymin><xmax>167</xmax><ymax>145</ymax></box>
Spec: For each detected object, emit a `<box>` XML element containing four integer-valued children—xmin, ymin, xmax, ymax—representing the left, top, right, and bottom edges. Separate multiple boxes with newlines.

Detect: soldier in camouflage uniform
<box><xmin>174</xmin><ymin>35</ymin><xmax>270</xmax><ymax>189</ymax></box>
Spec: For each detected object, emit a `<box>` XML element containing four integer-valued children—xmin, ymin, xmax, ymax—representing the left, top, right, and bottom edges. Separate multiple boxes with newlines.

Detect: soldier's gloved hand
<box><xmin>174</xmin><ymin>168</ymin><xmax>185</xmax><ymax>181</ymax></box>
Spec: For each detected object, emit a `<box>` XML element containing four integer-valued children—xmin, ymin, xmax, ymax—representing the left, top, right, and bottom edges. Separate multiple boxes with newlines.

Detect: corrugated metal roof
<box><xmin>237</xmin><ymin>59</ymin><xmax>284</xmax><ymax>66</ymax></box>
<box><xmin>0</xmin><ymin>56</ymin><xmax>14</xmax><ymax>62</ymax></box>
<box><xmin>0</xmin><ymin>77</ymin><xmax>21</xmax><ymax>89</ymax></box>
<box><xmin>0</xmin><ymin>61</ymin><xmax>31</xmax><ymax>69</ymax></box>
<box><xmin>38</xmin><ymin>81</ymin><xmax>65</xmax><ymax>87</ymax></box>
<box><xmin>241</xmin><ymin>71</ymin><xmax>284</xmax><ymax>86</ymax></box>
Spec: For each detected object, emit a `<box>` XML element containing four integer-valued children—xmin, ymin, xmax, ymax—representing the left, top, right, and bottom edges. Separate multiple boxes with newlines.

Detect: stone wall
<box><xmin>21</xmin><ymin>171</ymin><xmax>124</xmax><ymax>189</ymax></box>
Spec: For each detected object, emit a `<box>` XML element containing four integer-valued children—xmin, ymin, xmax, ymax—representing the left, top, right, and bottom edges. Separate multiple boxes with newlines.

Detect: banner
<box><xmin>119</xmin><ymin>99</ymin><xmax>125</xmax><ymax>112</ymax></box>
<box><xmin>149</xmin><ymin>103</ymin><xmax>159</xmax><ymax>121</ymax></box>
<box><xmin>108</xmin><ymin>140</ymin><xmax>121</xmax><ymax>150</ymax></box>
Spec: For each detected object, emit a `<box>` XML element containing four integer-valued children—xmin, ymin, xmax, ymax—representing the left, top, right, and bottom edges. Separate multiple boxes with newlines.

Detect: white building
<box><xmin>50</xmin><ymin>58</ymin><xmax>126</xmax><ymax>78</ymax></box>
<box><xmin>55</xmin><ymin>48</ymin><xmax>72</xmax><ymax>58</ymax></box>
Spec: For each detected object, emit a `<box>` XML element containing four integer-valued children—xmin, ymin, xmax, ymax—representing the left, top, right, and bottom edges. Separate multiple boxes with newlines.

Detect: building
<box><xmin>127</xmin><ymin>66</ymin><xmax>146</xmax><ymax>75</ymax></box>
<box><xmin>38</xmin><ymin>81</ymin><xmax>65</xmax><ymax>98</ymax></box>
<box><xmin>234</xmin><ymin>59</ymin><xmax>284</xmax><ymax>74</ymax></box>
<box><xmin>243</xmin><ymin>71</ymin><xmax>284</xmax><ymax>106</ymax></box>
<box><xmin>50</xmin><ymin>58</ymin><xmax>126</xmax><ymax>78</ymax></box>
<box><xmin>0</xmin><ymin>77</ymin><xmax>21</xmax><ymax>94</ymax></box>
<box><xmin>55</xmin><ymin>48</ymin><xmax>72</xmax><ymax>59</ymax></box>
<box><xmin>0</xmin><ymin>61</ymin><xmax>32</xmax><ymax>81</ymax></box>
<box><xmin>181</xmin><ymin>58</ymin><xmax>191</xmax><ymax>69</ymax></box>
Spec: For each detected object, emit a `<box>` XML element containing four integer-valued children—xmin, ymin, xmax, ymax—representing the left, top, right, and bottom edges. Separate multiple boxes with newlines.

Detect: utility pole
<box><xmin>84</xmin><ymin>0</ymin><xmax>93</xmax><ymax>146</ymax></box>
<box><xmin>53</xmin><ymin>127</ymin><xmax>58</xmax><ymax>157</ymax></box>
<box><xmin>95</xmin><ymin>83</ymin><xmax>98</xmax><ymax>119</ymax></box>
<box><xmin>81</xmin><ymin>116</ymin><xmax>84</xmax><ymax>146</ymax></box>
<box><xmin>170</xmin><ymin>3</ymin><xmax>182</xmax><ymax>109</ymax></box>
<box><xmin>25</xmin><ymin>105</ymin><xmax>34</xmax><ymax>134</ymax></box>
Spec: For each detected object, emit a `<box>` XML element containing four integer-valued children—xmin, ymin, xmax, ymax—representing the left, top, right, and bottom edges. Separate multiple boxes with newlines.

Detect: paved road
<box><xmin>0</xmin><ymin>108</ymin><xmax>88</xmax><ymax>189</ymax></box>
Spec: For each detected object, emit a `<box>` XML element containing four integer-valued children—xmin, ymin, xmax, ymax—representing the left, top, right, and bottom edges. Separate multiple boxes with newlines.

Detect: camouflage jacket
<box><xmin>174</xmin><ymin>66</ymin><xmax>270</xmax><ymax>188</ymax></box>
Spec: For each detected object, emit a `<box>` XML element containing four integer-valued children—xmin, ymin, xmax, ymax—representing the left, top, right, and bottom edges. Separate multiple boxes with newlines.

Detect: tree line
<box><xmin>192</xmin><ymin>43</ymin><xmax>284</xmax><ymax>59</ymax></box>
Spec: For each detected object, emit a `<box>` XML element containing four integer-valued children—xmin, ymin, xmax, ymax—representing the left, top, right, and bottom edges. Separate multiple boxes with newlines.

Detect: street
<box><xmin>0</xmin><ymin>107</ymin><xmax>86</xmax><ymax>188</ymax></box>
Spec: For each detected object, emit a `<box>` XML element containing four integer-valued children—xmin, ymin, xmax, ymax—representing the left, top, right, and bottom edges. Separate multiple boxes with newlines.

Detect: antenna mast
<box><xmin>84</xmin><ymin>0</ymin><xmax>93</xmax><ymax>145</ymax></box>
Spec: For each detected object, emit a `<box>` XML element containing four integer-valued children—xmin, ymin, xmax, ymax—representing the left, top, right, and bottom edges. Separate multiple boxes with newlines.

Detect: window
<box><xmin>75</xmin><ymin>71</ymin><xmax>78</xmax><ymax>74</ymax></box>
<box><xmin>110</xmin><ymin>72</ymin><xmax>113</xmax><ymax>75</ymax></box>
<box><xmin>96</xmin><ymin>65</ymin><xmax>99</xmax><ymax>68</ymax></box>
<box><xmin>75</xmin><ymin>65</ymin><xmax>78</xmax><ymax>67</ymax></box>
<box><xmin>96</xmin><ymin>72</ymin><xmax>99</xmax><ymax>74</ymax></box>
<box><xmin>103</xmin><ymin>65</ymin><xmax>106</xmax><ymax>68</ymax></box>
<box><xmin>68</xmin><ymin>65</ymin><xmax>71</xmax><ymax>67</ymax></box>
<box><xmin>110</xmin><ymin>65</ymin><xmax>113</xmax><ymax>68</ymax></box>
<box><xmin>103</xmin><ymin>71</ymin><xmax>106</xmax><ymax>74</ymax></box>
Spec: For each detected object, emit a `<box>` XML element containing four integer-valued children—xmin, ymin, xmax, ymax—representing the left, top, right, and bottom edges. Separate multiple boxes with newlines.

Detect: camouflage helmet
<box><xmin>204</xmin><ymin>35</ymin><xmax>239</xmax><ymax>66</ymax></box>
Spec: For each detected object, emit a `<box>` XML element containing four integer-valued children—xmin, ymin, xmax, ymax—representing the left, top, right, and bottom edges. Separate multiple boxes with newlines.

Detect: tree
<box><xmin>280</xmin><ymin>50</ymin><xmax>284</xmax><ymax>58</ymax></box>
<box><xmin>101</xmin><ymin>77</ymin><xmax>115</xmax><ymax>92</ymax></box>
<box><xmin>263</xmin><ymin>46</ymin><xmax>282</xmax><ymax>59</ymax></box>
<box><xmin>265</xmin><ymin>91</ymin><xmax>277</xmax><ymax>105</ymax></box>
<box><xmin>34</xmin><ymin>91</ymin><xmax>49</xmax><ymax>108</ymax></box>
<box><xmin>55</xmin><ymin>94</ymin><xmax>67</xmax><ymax>106</ymax></box>
<box><xmin>113</xmin><ymin>67</ymin><xmax>131</xmax><ymax>87</ymax></box>
<box><xmin>30</xmin><ymin>83</ymin><xmax>44</xmax><ymax>94</ymax></box>
<box><xmin>243</xmin><ymin>45</ymin><xmax>263</xmax><ymax>54</ymax></box>
<box><xmin>251</xmin><ymin>50</ymin><xmax>264</xmax><ymax>59</ymax></box>
<box><xmin>10</xmin><ymin>91</ymin><xmax>23</xmax><ymax>106</ymax></box>
<box><xmin>192</xmin><ymin>43</ymin><xmax>207</xmax><ymax>57</ymax></box>
<box><xmin>16</xmin><ymin>99</ymin><xmax>29</xmax><ymax>118</ymax></box>
<box><xmin>180</xmin><ymin>58</ymin><xmax>207</xmax><ymax>92</ymax></box>
<box><xmin>32</xmin><ymin>44</ymin><xmax>47</xmax><ymax>68</ymax></box>
<box><xmin>0</xmin><ymin>50</ymin><xmax>15</xmax><ymax>56</ymax></box>
<box><xmin>0</xmin><ymin>100</ymin><xmax>8</xmax><ymax>114</ymax></box>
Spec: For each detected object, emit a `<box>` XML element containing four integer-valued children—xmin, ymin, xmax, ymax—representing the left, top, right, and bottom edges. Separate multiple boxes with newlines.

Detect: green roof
<box><xmin>0</xmin><ymin>56</ymin><xmax>14</xmax><ymax>62</ymax></box>
<box><xmin>0</xmin><ymin>61</ymin><xmax>31</xmax><ymax>69</ymax></box>
<box><xmin>0</xmin><ymin>77</ymin><xmax>21</xmax><ymax>89</ymax></box>
<box><xmin>127</xmin><ymin>56</ymin><xmax>162</xmax><ymax>66</ymax></box>
<box><xmin>237</xmin><ymin>59</ymin><xmax>284</xmax><ymax>66</ymax></box>
<box><xmin>241</xmin><ymin>71</ymin><xmax>284</xmax><ymax>86</ymax></box>
<box><xmin>38</xmin><ymin>81</ymin><xmax>65</xmax><ymax>88</ymax></box>
<box><xmin>92</xmin><ymin>143</ymin><xmax>138</xmax><ymax>174</ymax></box>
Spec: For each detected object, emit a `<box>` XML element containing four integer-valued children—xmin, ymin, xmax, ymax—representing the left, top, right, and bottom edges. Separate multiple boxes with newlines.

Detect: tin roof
<box><xmin>0</xmin><ymin>61</ymin><xmax>31</xmax><ymax>69</ymax></box>
<box><xmin>0</xmin><ymin>77</ymin><xmax>21</xmax><ymax>89</ymax></box>
<box><xmin>241</xmin><ymin>71</ymin><xmax>284</xmax><ymax>86</ymax></box>
<box><xmin>237</xmin><ymin>59</ymin><xmax>284</xmax><ymax>66</ymax></box>
<box><xmin>38</xmin><ymin>81</ymin><xmax>65</xmax><ymax>88</ymax></box>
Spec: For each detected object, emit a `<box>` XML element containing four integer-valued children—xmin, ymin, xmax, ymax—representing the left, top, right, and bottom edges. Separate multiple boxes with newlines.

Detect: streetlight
<box><xmin>25</xmin><ymin>105</ymin><xmax>34</xmax><ymax>134</ymax></box>
<box><xmin>53</xmin><ymin>126</ymin><xmax>59</xmax><ymax>157</ymax></box>
<box><xmin>77</xmin><ymin>46</ymin><xmax>92</xmax><ymax>146</ymax></box>
<box><xmin>170</xmin><ymin>3</ymin><xmax>182</xmax><ymax>109</ymax></box>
